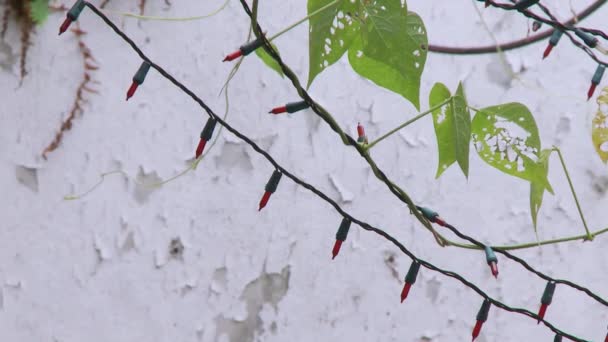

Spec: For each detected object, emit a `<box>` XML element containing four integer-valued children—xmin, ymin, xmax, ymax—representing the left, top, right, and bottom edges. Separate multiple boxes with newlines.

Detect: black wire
<box><xmin>442</xmin><ymin>223</ymin><xmax>608</xmax><ymax>307</ymax></box>
<box><xmin>76</xmin><ymin>2</ymin><xmax>593</xmax><ymax>340</ymax></box>
<box><xmin>236</xmin><ymin>0</ymin><xmax>608</xmax><ymax>310</ymax></box>
<box><xmin>580</xmin><ymin>27</ymin><xmax>608</xmax><ymax>41</ymax></box>
<box><xmin>488</xmin><ymin>0</ymin><xmax>608</xmax><ymax>67</ymax></box>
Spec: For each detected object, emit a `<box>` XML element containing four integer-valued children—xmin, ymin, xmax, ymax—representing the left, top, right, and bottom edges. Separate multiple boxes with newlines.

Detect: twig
<box><xmin>553</xmin><ymin>146</ymin><xmax>592</xmax><ymax>241</ymax></box>
<box><xmin>428</xmin><ymin>0</ymin><xmax>607</xmax><ymax>54</ymax></box>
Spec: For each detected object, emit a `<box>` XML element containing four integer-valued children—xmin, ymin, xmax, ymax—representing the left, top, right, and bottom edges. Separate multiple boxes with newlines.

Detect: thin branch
<box><xmin>428</xmin><ymin>0</ymin><xmax>607</xmax><ymax>55</ymax></box>
<box><xmin>366</xmin><ymin>97</ymin><xmax>451</xmax><ymax>150</ymax></box>
<box><xmin>71</xmin><ymin>5</ymin><xmax>601</xmax><ymax>338</ymax></box>
<box><xmin>237</xmin><ymin>0</ymin><xmax>608</xmax><ymax>312</ymax></box>
<box><xmin>553</xmin><ymin>146</ymin><xmax>592</xmax><ymax>240</ymax></box>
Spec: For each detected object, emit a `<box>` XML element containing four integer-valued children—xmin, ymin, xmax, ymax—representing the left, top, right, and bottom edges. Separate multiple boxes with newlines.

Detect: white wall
<box><xmin>1</xmin><ymin>1</ymin><xmax>607</xmax><ymax>341</ymax></box>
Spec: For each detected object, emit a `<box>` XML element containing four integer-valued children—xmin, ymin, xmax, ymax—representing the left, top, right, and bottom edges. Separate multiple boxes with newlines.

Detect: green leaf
<box><xmin>471</xmin><ymin>103</ymin><xmax>551</xmax><ymax>189</ymax></box>
<box><xmin>255</xmin><ymin>43</ymin><xmax>284</xmax><ymax>78</ymax></box>
<box><xmin>530</xmin><ymin>149</ymin><xmax>554</xmax><ymax>229</ymax></box>
<box><xmin>592</xmin><ymin>87</ymin><xmax>608</xmax><ymax>163</ymax></box>
<box><xmin>349</xmin><ymin>0</ymin><xmax>427</xmax><ymax>109</ymax></box>
<box><xmin>429</xmin><ymin>83</ymin><xmax>455</xmax><ymax>177</ymax></box>
<box><xmin>30</xmin><ymin>0</ymin><xmax>49</xmax><ymax>26</ymax></box>
<box><xmin>453</xmin><ymin>82</ymin><xmax>471</xmax><ymax>176</ymax></box>
<box><xmin>307</xmin><ymin>0</ymin><xmax>361</xmax><ymax>88</ymax></box>
<box><xmin>428</xmin><ymin>82</ymin><xmax>471</xmax><ymax>178</ymax></box>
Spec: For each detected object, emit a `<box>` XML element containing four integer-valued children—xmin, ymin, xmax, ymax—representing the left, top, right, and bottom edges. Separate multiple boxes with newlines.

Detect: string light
<box><xmin>356</xmin><ymin>122</ymin><xmax>368</xmax><ymax>144</ymax></box>
<box><xmin>401</xmin><ymin>260</ymin><xmax>420</xmax><ymax>303</ymax></box>
<box><xmin>60</xmin><ymin>3</ymin><xmax>608</xmax><ymax>339</ymax></box>
<box><xmin>195</xmin><ymin>117</ymin><xmax>217</xmax><ymax>159</ymax></box>
<box><xmin>588</xmin><ymin>64</ymin><xmax>606</xmax><ymax>100</ymax></box>
<box><xmin>532</xmin><ymin>20</ymin><xmax>542</xmax><ymax>32</ymax></box>
<box><xmin>543</xmin><ymin>30</ymin><xmax>563</xmax><ymax>59</ymax></box>
<box><xmin>258</xmin><ymin>170</ymin><xmax>282</xmax><ymax>211</ymax></box>
<box><xmin>484</xmin><ymin>246</ymin><xmax>499</xmax><ymax>278</ymax></box>
<box><xmin>596</xmin><ymin>43</ymin><xmax>608</xmax><ymax>56</ymax></box>
<box><xmin>416</xmin><ymin>206</ymin><xmax>447</xmax><ymax>227</ymax></box>
<box><xmin>472</xmin><ymin>299</ymin><xmax>491</xmax><ymax>341</ymax></box>
<box><xmin>537</xmin><ymin>281</ymin><xmax>557</xmax><ymax>323</ymax></box>
<box><xmin>59</xmin><ymin>0</ymin><xmax>85</xmax><ymax>35</ymax></box>
<box><xmin>571</xmin><ymin>27</ymin><xmax>608</xmax><ymax>62</ymax></box>
<box><xmin>126</xmin><ymin>61</ymin><xmax>151</xmax><ymax>101</ymax></box>
<box><xmin>332</xmin><ymin>217</ymin><xmax>351</xmax><ymax>260</ymax></box>
<box><xmin>268</xmin><ymin>100</ymin><xmax>309</xmax><ymax>114</ymax></box>
<box><xmin>223</xmin><ymin>37</ymin><xmax>265</xmax><ymax>62</ymax></box>
<box><xmin>574</xmin><ymin>28</ymin><xmax>599</xmax><ymax>49</ymax></box>
<box><xmin>554</xmin><ymin>334</ymin><xmax>563</xmax><ymax>342</ymax></box>
<box><xmin>236</xmin><ymin>1</ymin><xmax>607</xmax><ymax>339</ymax></box>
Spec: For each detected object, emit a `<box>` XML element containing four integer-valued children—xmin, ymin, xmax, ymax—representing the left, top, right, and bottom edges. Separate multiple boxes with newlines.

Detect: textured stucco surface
<box><xmin>1</xmin><ymin>1</ymin><xmax>607</xmax><ymax>341</ymax></box>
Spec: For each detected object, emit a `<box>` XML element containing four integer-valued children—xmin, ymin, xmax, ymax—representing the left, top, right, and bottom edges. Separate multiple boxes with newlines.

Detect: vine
<box><xmin>44</xmin><ymin>0</ymin><xmax>608</xmax><ymax>339</ymax></box>
<box><xmin>60</xmin><ymin>0</ymin><xmax>607</xmax><ymax>249</ymax></box>
<box><xmin>41</xmin><ymin>23</ymin><xmax>98</xmax><ymax>159</ymax></box>
<box><xmin>1</xmin><ymin>0</ymin><xmax>184</xmax><ymax>158</ymax></box>
<box><xmin>235</xmin><ymin>0</ymin><xmax>604</xmax><ymax>244</ymax></box>
<box><xmin>3</xmin><ymin>0</ymin><xmax>33</xmax><ymax>80</ymax></box>
<box><xmin>52</xmin><ymin>3</ymin><xmax>608</xmax><ymax>339</ymax></box>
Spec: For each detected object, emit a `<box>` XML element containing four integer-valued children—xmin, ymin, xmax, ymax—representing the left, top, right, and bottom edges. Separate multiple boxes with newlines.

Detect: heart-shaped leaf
<box><xmin>472</xmin><ymin>103</ymin><xmax>551</xmax><ymax>189</ymax></box>
<box><xmin>592</xmin><ymin>86</ymin><xmax>608</xmax><ymax>163</ymax></box>
<box><xmin>429</xmin><ymin>82</ymin><xmax>471</xmax><ymax>178</ymax></box>
<box><xmin>307</xmin><ymin>0</ymin><xmax>361</xmax><ymax>87</ymax></box>
<box><xmin>349</xmin><ymin>0</ymin><xmax>427</xmax><ymax>109</ymax></box>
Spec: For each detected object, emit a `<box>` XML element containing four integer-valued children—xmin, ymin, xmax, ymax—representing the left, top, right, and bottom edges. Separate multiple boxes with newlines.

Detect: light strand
<box><xmin>55</xmin><ymin>2</ymin><xmax>601</xmax><ymax>340</ymax></box>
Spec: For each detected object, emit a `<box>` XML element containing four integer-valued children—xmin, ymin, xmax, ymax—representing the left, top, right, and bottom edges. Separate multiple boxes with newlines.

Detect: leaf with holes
<box><xmin>529</xmin><ymin>149</ymin><xmax>554</xmax><ymax>230</ymax></box>
<box><xmin>30</xmin><ymin>0</ymin><xmax>49</xmax><ymax>25</ymax></box>
<box><xmin>429</xmin><ymin>82</ymin><xmax>471</xmax><ymax>178</ymax></box>
<box><xmin>307</xmin><ymin>0</ymin><xmax>362</xmax><ymax>88</ymax></box>
<box><xmin>471</xmin><ymin>103</ymin><xmax>551</xmax><ymax>189</ymax></box>
<box><xmin>349</xmin><ymin>0</ymin><xmax>427</xmax><ymax>109</ymax></box>
<box><xmin>592</xmin><ymin>87</ymin><xmax>608</xmax><ymax>163</ymax></box>
<box><xmin>255</xmin><ymin>43</ymin><xmax>284</xmax><ymax>78</ymax></box>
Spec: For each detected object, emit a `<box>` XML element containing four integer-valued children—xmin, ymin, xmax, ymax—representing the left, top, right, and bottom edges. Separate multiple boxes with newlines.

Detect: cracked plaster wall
<box><xmin>1</xmin><ymin>1</ymin><xmax>607</xmax><ymax>341</ymax></box>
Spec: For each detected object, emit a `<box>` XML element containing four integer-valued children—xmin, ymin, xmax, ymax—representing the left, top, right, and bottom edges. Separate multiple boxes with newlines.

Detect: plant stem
<box><xmin>251</xmin><ymin>0</ymin><xmax>259</xmax><ymax>30</ymax></box>
<box><xmin>366</xmin><ymin>97</ymin><xmax>452</xmax><ymax>150</ymax></box>
<box><xmin>553</xmin><ymin>146</ymin><xmax>593</xmax><ymax>240</ymax></box>
<box><xmin>268</xmin><ymin>0</ymin><xmax>339</xmax><ymax>42</ymax></box>
<box><xmin>428</xmin><ymin>0</ymin><xmax>606</xmax><ymax>55</ymax></box>
<box><xmin>109</xmin><ymin>0</ymin><xmax>230</xmax><ymax>21</ymax></box>
<box><xmin>499</xmin><ymin>227</ymin><xmax>608</xmax><ymax>250</ymax></box>
<box><xmin>246</xmin><ymin>1</ymin><xmax>605</xmax><ymax>254</ymax></box>
<box><xmin>455</xmin><ymin>226</ymin><xmax>608</xmax><ymax>251</ymax></box>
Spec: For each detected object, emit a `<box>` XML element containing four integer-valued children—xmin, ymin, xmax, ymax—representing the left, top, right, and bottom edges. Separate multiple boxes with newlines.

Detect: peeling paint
<box><xmin>214</xmin><ymin>141</ymin><xmax>254</xmax><ymax>172</ymax></box>
<box><xmin>133</xmin><ymin>167</ymin><xmax>162</xmax><ymax>204</ymax></box>
<box><xmin>1</xmin><ymin>2</ymin><xmax>605</xmax><ymax>341</ymax></box>
<box><xmin>15</xmin><ymin>165</ymin><xmax>38</xmax><ymax>192</ymax></box>
<box><xmin>329</xmin><ymin>174</ymin><xmax>354</xmax><ymax>203</ymax></box>
<box><xmin>214</xmin><ymin>266</ymin><xmax>290</xmax><ymax>342</ymax></box>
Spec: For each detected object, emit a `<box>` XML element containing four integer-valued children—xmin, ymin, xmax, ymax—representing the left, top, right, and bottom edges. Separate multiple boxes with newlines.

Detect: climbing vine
<box><xmin>52</xmin><ymin>0</ymin><xmax>606</xmax><ymax>248</ymax></box>
<box><xmin>1</xmin><ymin>0</ymin><xmax>49</xmax><ymax>80</ymax></box>
<box><xmin>288</xmin><ymin>0</ymin><xmax>589</xmax><ymax>232</ymax></box>
<box><xmin>29</xmin><ymin>0</ymin><xmax>608</xmax><ymax>340</ymax></box>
